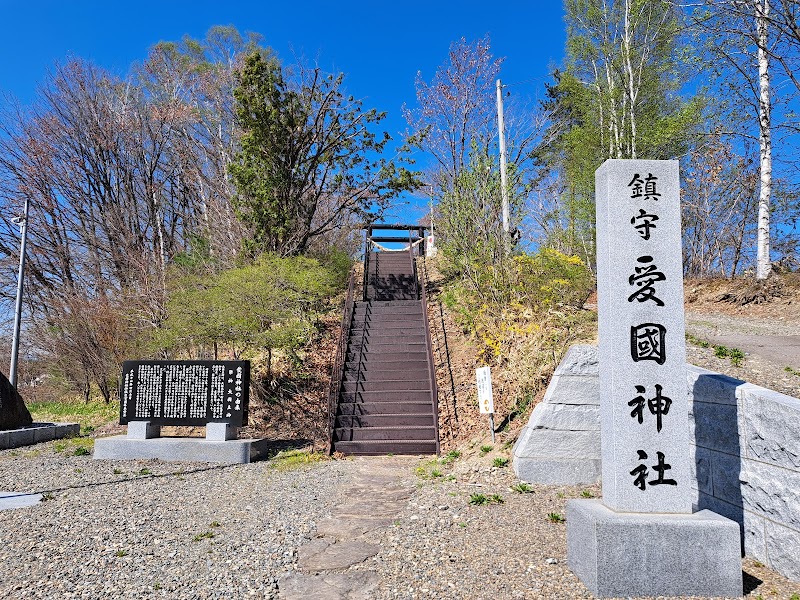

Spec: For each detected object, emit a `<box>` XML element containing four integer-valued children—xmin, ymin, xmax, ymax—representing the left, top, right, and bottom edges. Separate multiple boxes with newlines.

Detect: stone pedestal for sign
<box><xmin>567</xmin><ymin>500</ymin><xmax>742</xmax><ymax>598</ymax></box>
<box><xmin>127</xmin><ymin>420</ymin><xmax>161</xmax><ymax>439</ymax></box>
<box><xmin>566</xmin><ymin>160</ymin><xmax>742</xmax><ymax>598</ymax></box>
<box><xmin>206</xmin><ymin>422</ymin><xmax>238</xmax><ymax>441</ymax></box>
<box><xmin>93</xmin><ymin>421</ymin><xmax>265</xmax><ymax>464</ymax></box>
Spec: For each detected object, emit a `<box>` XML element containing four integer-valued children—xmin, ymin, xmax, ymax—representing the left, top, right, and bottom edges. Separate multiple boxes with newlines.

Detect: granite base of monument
<box><xmin>0</xmin><ymin>422</ymin><xmax>80</xmax><ymax>450</ymax></box>
<box><xmin>94</xmin><ymin>421</ymin><xmax>266</xmax><ymax>464</ymax></box>
<box><xmin>567</xmin><ymin>499</ymin><xmax>743</xmax><ymax>598</ymax></box>
<box><xmin>93</xmin><ymin>435</ymin><xmax>268</xmax><ymax>464</ymax></box>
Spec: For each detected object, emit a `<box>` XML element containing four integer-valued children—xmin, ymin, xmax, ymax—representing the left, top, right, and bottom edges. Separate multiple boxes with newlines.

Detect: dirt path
<box><xmin>686</xmin><ymin>312</ymin><xmax>800</xmax><ymax>369</ymax></box>
<box><xmin>683</xmin><ymin>281</ymin><xmax>800</xmax><ymax>398</ymax></box>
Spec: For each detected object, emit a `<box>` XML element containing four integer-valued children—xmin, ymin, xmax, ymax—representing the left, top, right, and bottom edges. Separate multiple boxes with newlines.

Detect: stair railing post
<box><xmin>329</xmin><ymin>267</ymin><xmax>356</xmax><ymax>454</ymax></box>
<box><xmin>362</xmin><ymin>228</ymin><xmax>370</xmax><ymax>302</ymax></box>
<box><xmin>418</xmin><ymin>254</ymin><xmax>441</xmax><ymax>455</ymax></box>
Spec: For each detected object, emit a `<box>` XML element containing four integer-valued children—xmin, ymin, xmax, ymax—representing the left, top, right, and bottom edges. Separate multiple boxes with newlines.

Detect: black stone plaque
<box><xmin>119</xmin><ymin>361</ymin><xmax>250</xmax><ymax>427</ymax></box>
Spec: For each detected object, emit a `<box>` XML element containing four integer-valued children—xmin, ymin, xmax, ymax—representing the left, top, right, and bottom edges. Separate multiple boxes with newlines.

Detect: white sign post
<box><xmin>476</xmin><ymin>366</ymin><xmax>495</xmax><ymax>443</ymax></box>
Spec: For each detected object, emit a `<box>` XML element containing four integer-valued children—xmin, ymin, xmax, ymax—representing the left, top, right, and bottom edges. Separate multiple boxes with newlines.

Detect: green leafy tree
<box><xmin>229</xmin><ymin>52</ymin><xmax>417</xmax><ymax>257</ymax></box>
<box><xmin>157</xmin><ymin>253</ymin><xmax>349</xmax><ymax>371</ymax></box>
<box><xmin>534</xmin><ymin>0</ymin><xmax>704</xmax><ymax>265</ymax></box>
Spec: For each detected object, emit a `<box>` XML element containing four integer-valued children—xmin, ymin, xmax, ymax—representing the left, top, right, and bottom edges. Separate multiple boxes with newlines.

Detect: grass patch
<box><xmin>580</xmin><ymin>489</ymin><xmax>595</xmax><ymax>498</ymax></box>
<box><xmin>493</xmin><ymin>457</ymin><xmax>509</xmax><ymax>468</ymax></box>
<box><xmin>713</xmin><ymin>345</ymin><xmax>745</xmax><ymax>367</ymax></box>
<box><xmin>416</xmin><ymin>458</ymin><xmax>445</xmax><ymax>480</ymax></box>
<box><xmin>511</xmin><ymin>483</ymin><xmax>534</xmax><ymax>493</ymax></box>
<box><xmin>785</xmin><ymin>366</ymin><xmax>800</xmax><ymax>378</ymax></box>
<box><xmin>685</xmin><ymin>333</ymin><xmax>710</xmax><ymax>348</ymax></box>
<box><xmin>41</xmin><ymin>492</ymin><xmax>55</xmax><ymax>502</ymax></box>
<box><xmin>479</xmin><ymin>445</ymin><xmax>493</xmax><ymax>455</ymax></box>
<box><xmin>192</xmin><ymin>531</ymin><xmax>215</xmax><ymax>542</ymax></box>
<box><xmin>547</xmin><ymin>512</ymin><xmax>566</xmax><ymax>523</ymax></box>
<box><xmin>53</xmin><ymin>437</ymin><xmax>94</xmax><ymax>455</ymax></box>
<box><xmin>439</xmin><ymin>450</ymin><xmax>461</xmax><ymax>465</ymax></box>
<box><xmin>269</xmin><ymin>449</ymin><xmax>327</xmax><ymax>471</ymax></box>
<box><xmin>469</xmin><ymin>493</ymin><xmax>504</xmax><ymax>506</ymax></box>
<box><xmin>27</xmin><ymin>398</ymin><xmax>118</xmax><ymax>430</ymax></box>
<box><xmin>114</xmin><ymin>550</ymin><xmax>129</xmax><ymax>557</ymax></box>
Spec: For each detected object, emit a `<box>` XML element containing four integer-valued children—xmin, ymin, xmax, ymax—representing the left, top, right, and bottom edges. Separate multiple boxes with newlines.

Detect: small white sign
<box><xmin>476</xmin><ymin>366</ymin><xmax>494</xmax><ymax>414</ymax></box>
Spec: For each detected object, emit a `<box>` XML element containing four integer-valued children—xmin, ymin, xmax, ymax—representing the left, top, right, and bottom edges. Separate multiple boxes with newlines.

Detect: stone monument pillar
<box><xmin>566</xmin><ymin>160</ymin><xmax>742</xmax><ymax>598</ymax></box>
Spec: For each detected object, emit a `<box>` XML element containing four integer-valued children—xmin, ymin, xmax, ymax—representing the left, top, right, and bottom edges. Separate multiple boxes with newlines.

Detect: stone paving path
<box><xmin>278</xmin><ymin>457</ymin><xmax>413</xmax><ymax>599</ymax></box>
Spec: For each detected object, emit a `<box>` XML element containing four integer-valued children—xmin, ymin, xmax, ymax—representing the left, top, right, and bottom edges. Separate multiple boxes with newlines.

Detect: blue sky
<box><xmin>0</xmin><ymin>0</ymin><xmax>567</xmax><ymax>220</ymax></box>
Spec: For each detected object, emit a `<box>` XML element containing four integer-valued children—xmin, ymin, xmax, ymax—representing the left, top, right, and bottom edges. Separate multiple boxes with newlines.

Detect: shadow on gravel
<box><xmin>743</xmin><ymin>570</ymin><xmax>764</xmax><ymax>594</ymax></box>
<box><xmin>31</xmin><ymin>437</ymin><xmax>314</xmax><ymax>496</ymax></box>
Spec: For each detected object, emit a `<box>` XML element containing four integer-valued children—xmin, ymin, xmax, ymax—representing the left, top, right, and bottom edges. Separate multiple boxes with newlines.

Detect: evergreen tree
<box><xmin>229</xmin><ymin>52</ymin><xmax>417</xmax><ymax>257</ymax></box>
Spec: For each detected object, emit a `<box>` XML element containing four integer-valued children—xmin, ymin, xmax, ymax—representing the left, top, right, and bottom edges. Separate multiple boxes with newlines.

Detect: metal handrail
<box><xmin>328</xmin><ymin>267</ymin><xmax>357</xmax><ymax>454</ymax></box>
<box><xmin>417</xmin><ymin>254</ymin><xmax>441</xmax><ymax>455</ymax></box>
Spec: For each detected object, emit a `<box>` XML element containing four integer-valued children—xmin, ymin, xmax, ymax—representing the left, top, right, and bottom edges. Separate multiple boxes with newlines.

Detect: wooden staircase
<box><xmin>330</xmin><ymin>246</ymin><xmax>439</xmax><ymax>455</ymax></box>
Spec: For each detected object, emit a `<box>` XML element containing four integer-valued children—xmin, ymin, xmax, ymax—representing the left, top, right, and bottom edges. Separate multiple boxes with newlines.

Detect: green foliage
<box><xmin>269</xmin><ymin>449</ymin><xmax>328</xmax><ymax>471</ymax></box>
<box><xmin>713</xmin><ymin>345</ymin><xmax>745</xmax><ymax>367</ymax></box>
<box><xmin>580</xmin><ymin>489</ymin><xmax>595</xmax><ymax>498</ymax></box>
<box><xmin>686</xmin><ymin>333</ymin><xmax>710</xmax><ymax>348</ymax></box>
<box><xmin>156</xmin><ymin>253</ymin><xmax>349</xmax><ymax>357</ymax></box>
<box><xmin>547</xmin><ymin>512</ymin><xmax>566</xmax><ymax>523</ymax></box>
<box><xmin>479</xmin><ymin>445</ymin><xmax>493</xmax><ymax>455</ymax></box>
<box><xmin>192</xmin><ymin>531</ymin><xmax>215</xmax><ymax>542</ymax></box>
<box><xmin>28</xmin><ymin>399</ymin><xmax>118</xmax><ymax>430</ymax></box>
<box><xmin>493</xmin><ymin>457</ymin><xmax>509</xmax><ymax>468</ymax></box>
<box><xmin>440</xmin><ymin>450</ymin><xmax>461</xmax><ymax>465</ymax></box>
<box><xmin>437</xmin><ymin>148</ymin><xmax>521</xmax><ymax>280</ymax></box>
<box><xmin>535</xmin><ymin>1</ymin><xmax>705</xmax><ymax>262</ymax></box>
<box><xmin>230</xmin><ymin>52</ymin><xmax>418</xmax><ymax>257</ymax></box>
<box><xmin>469</xmin><ymin>493</ymin><xmax>488</xmax><ymax>505</ymax></box>
<box><xmin>511</xmin><ymin>483</ymin><xmax>534</xmax><ymax>493</ymax></box>
<box><xmin>441</xmin><ymin>248</ymin><xmax>594</xmax><ymax>361</ymax></box>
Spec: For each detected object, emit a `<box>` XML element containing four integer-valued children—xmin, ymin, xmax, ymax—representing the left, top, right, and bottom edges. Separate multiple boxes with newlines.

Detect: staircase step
<box><xmin>339</xmin><ymin>390</ymin><xmax>434</xmax><ymax>402</ymax></box>
<box><xmin>334</xmin><ymin>426</ymin><xmax>437</xmax><ymax>442</ymax></box>
<box><xmin>343</xmin><ymin>373</ymin><xmax>430</xmax><ymax>386</ymax></box>
<box><xmin>349</xmin><ymin>336</ymin><xmax>428</xmax><ymax>353</ymax></box>
<box><xmin>354</xmin><ymin>300</ymin><xmax>422</xmax><ymax>309</ymax></box>
<box><xmin>366</xmin><ymin>293</ymin><xmax>419</xmax><ymax>301</ymax></box>
<box><xmin>343</xmin><ymin>380</ymin><xmax>430</xmax><ymax>392</ymax></box>
<box><xmin>344</xmin><ymin>367</ymin><xmax>430</xmax><ymax>380</ymax></box>
<box><xmin>348</xmin><ymin>334</ymin><xmax>427</xmax><ymax>344</ymax></box>
<box><xmin>334</xmin><ymin>414</ymin><xmax>435</xmax><ymax>428</ymax></box>
<box><xmin>345</xmin><ymin>351</ymin><xmax>429</xmax><ymax>363</ymax></box>
<box><xmin>342</xmin><ymin>360</ymin><xmax>429</xmax><ymax>372</ymax></box>
<box><xmin>333</xmin><ymin>440</ymin><xmax>437</xmax><ymax>456</ymax></box>
<box><xmin>336</xmin><ymin>401</ymin><xmax>434</xmax><ymax>415</ymax></box>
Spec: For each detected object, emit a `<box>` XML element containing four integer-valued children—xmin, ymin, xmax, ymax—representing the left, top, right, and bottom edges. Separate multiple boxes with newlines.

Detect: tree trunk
<box><xmin>756</xmin><ymin>0</ymin><xmax>772</xmax><ymax>280</ymax></box>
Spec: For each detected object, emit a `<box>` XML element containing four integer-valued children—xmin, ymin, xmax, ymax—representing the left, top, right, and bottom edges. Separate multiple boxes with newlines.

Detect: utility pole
<box><xmin>496</xmin><ymin>79</ymin><xmax>510</xmax><ymax>246</ymax></box>
<box><xmin>10</xmin><ymin>197</ymin><xmax>30</xmax><ymax>388</ymax></box>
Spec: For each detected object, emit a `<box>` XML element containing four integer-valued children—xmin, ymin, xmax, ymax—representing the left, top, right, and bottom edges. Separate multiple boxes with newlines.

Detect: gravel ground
<box><xmin>0</xmin><ymin>444</ymin><xmax>351</xmax><ymax>599</ymax></box>
<box><xmin>2</xmin><ymin>444</ymin><xmax>800</xmax><ymax>599</ymax></box>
